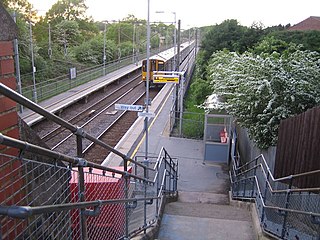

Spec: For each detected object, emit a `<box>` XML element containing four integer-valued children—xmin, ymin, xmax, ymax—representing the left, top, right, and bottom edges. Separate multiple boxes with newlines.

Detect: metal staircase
<box><xmin>230</xmin><ymin>132</ymin><xmax>320</xmax><ymax>239</ymax></box>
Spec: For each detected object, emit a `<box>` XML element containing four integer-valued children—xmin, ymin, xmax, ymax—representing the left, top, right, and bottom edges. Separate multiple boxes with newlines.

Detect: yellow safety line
<box><xmin>130</xmin><ymin>85</ymin><xmax>175</xmax><ymax>159</ymax></box>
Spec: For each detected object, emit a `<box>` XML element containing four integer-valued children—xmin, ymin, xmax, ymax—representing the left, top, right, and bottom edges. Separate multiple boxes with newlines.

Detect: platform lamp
<box><xmin>102</xmin><ymin>21</ymin><xmax>107</xmax><ymax>76</ymax></box>
<box><xmin>143</xmin><ymin>0</ymin><xmax>151</xmax><ymax>178</ymax></box>
<box><xmin>101</xmin><ymin>20</ymin><xmax>118</xmax><ymax>75</ymax></box>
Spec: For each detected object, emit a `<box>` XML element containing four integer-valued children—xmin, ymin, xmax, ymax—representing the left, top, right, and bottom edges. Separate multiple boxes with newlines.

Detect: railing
<box><xmin>230</xmin><ymin>131</ymin><xmax>320</xmax><ymax>239</ymax></box>
<box><xmin>0</xmin><ymin>83</ymin><xmax>178</xmax><ymax>240</ymax></box>
<box><xmin>169</xmin><ymin>111</ymin><xmax>204</xmax><ymax>139</ymax></box>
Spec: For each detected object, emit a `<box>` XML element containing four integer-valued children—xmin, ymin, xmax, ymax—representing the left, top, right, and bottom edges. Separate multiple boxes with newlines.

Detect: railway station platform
<box><xmin>105</xmin><ymin>83</ymin><xmax>259</xmax><ymax>239</ymax></box>
<box><xmin>20</xmin><ymin>62</ymin><xmax>141</xmax><ymax>125</ymax></box>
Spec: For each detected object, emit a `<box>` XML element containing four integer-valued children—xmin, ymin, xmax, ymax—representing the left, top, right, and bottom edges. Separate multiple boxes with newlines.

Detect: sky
<box><xmin>29</xmin><ymin>0</ymin><xmax>320</xmax><ymax>29</ymax></box>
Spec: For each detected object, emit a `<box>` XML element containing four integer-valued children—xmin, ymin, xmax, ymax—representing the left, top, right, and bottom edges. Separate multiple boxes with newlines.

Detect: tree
<box><xmin>45</xmin><ymin>0</ymin><xmax>89</xmax><ymax>24</ymax></box>
<box><xmin>201</xmin><ymin>20</ymin><xmax>248</xmax><ymax>61</ymax></box>
<box><xmin>206</xmin><ymin>50</ymin><xmax>320</xmax><ymax>148</ymax></box>
<box><xmin>74</xmin><ymin>35</ymin><xmax>116</xmax><ymax>64</ymax></box>
<box><xmin>53</xmin><ymin>20</ymin><xmax>82</xmax><ymax>49</ymax></box>
<box><xmin>2</xmin><ymin>0</ymin><xmax>37</xmax><ymax>21</ymax></box>
<box><xmin>269</xmin><ymin>30</ymin><xmax>320</xmax><ymax>53</ymax></box>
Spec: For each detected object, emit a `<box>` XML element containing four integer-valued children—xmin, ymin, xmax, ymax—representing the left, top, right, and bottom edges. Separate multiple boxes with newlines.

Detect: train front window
<box><xmin>158</xmin><ymin>61</ymin><xmax>164</xmax><ymax>71</ymax></box>
<box><xmin>151</xmin><ymin>60</ymin><xmax>156</xmax><ymax>71</ymax></box>
<box><xmin>142</xmin><ymin>60</ymin><xmax>147</xmax><ymax>71</ymax></box>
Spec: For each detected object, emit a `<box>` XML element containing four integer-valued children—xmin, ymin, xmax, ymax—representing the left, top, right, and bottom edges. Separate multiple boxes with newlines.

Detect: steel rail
<box><xmin>51</xmin><ymin>80</ymin><xmax>145</xmax><ymax>150</ymax></box>
<box><xmin>41</xmin><ymin>75</ymin><xmax>141</xmax><ymax>142</ymax></box>
<box><xmin>82</xmin><ymin>91</ymin><xmax>146</xmax><ymax>154</ymax></box>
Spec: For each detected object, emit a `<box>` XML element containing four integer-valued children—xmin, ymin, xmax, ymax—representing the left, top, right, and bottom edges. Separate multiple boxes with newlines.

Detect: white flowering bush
<box><xmin>206</xmin><ymin>50</ymin><xmax>320</xmax><ymax>148</ymax></box>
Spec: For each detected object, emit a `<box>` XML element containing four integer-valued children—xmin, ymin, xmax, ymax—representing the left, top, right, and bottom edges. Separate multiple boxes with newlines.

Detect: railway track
<box><xmin>32</xmin><ymin>74</ymin><xmax>161</xmax><ymax>163</ymax></box>
<box><xmin>40</xmin><ymin>76</ymin><xmax>141</xmax><ymax>143</ymax></box>
<box><xmin>83</xmin><ymin>88</ymin><xmax>159</xmax><ymax>164</ymax></box>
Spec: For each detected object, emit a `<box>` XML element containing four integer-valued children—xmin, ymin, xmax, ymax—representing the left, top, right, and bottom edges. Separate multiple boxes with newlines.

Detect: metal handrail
<box><xmin>0</xmin><ymin>197</ymin><xmax>159</xmax><ymax>219</ymax></box>
<box><xmin>232</xmin><ymin>174</ymin><xmax>320</xmax><ymax>216</ymax></box>
<box><xmin>232</xmin><ymin>153</ymin><xmax>320</xmax><ymax>183</ymax></box>
<box><xmin>231</xmin><ymin>162</ymin><xmax>320</xmax><ymax>194</ymax></box>
<box><xmin>0</xmin><ymin>133</ymin><xmax>151</xmax><ymax>184</ymax></box>
<box><xmin>230</xmin><ymin>137</ymin><xmax>320</xmax><ymax>239</ymax></box>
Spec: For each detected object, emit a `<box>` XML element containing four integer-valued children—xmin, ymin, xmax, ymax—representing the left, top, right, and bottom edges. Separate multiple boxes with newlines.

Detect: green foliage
<box><xmin>201</xmin><ymin>19</ymin><xmax>262</xmax><ymax>62</ymax></box>
<box><xmin>206</xmin><ymin>50</ymin><xmax>320</xmax><ymax>148</ymax></box>
<box><xmin>53</xmin><ymin>20</ymin><xmax>82</xmax><ymax>47</ymax></box>
<box><xmin>3</xmin><ymin>0</ymin><xmax>37</xmax><ymax>21</ymax></box>
<box><xmin>269</xmin><ymin>30</ymin><xmax>320</xmax><ymax>52</ymax></box>
<box><xmin>251</xmin><ymin>36</ymin><xmax>289</xmax><ymax>55</ymax></box>
<box><xmin>45</xmin><ymin>0</ymin><xmax>89</xmax><ymax>24</ymax></box>
<box><xmin>189</xmin><ymin>78</ymin><xmax>212</xmax><ymax>105</ymax></box>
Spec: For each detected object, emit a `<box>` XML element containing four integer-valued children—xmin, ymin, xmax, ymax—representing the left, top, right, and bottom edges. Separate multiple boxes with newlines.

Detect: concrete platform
<box><xmin>20</xmin><ymin>63</ymin><xmax>141</xmax><ymax>126</ymax></box>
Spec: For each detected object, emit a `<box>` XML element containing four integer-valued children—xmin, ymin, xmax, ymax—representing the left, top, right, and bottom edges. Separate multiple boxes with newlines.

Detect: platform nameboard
<box><xmin>153</xmin><ymin>74</ymin><xmax>179</xmax><ymax>83</ymax></box>
<box><xmin>115</xmin><ymin>104</ymin><xmax>144</xmax><ymax>112</ymax></box>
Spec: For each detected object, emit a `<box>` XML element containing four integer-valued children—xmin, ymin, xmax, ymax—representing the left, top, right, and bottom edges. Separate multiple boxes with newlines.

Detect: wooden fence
<box><xmin>274</xmin><ymin>106</ymin><xmax>320</xmax><ymax>188</ymax></box>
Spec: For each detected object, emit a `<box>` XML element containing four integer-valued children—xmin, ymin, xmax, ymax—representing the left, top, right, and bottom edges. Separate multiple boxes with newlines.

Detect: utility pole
<box><xmin>13</xmin><ymin>12</ymin><xmax>23</xmax><ymax>112</ymax></box>
<box><xmin>132</xmin><ymin>23</ymin><xmax>136</xmax><ymax>64</ymax></box>
<box><xmin>175</xmin><ymin>20</ymin><xmax>181</xmax><ymax>117</ymax></box>
<box><xmin>118</xmin><ymin>21</ymin><xmax>121</xmax><ymax>61</ymax></box>
<box><xmin>144</xmin><ymin>0</ymin><xmax>151</xmax><ymax>176</ymax></box>
<box><xmin>48</xmin><ymin>23</ymin><xmax>52</xmax><ymax>59</ymax></box>
<box><xmin>103</xmin><ymin>22</ymin><xmax>107</xmax><ymax>75</ymax></box>
<box><xmin>195</xmin><ymin>28</ymin><xmax>198</xmax><ymax>59</ymax></box>
<box><xmin>63</xmin><ymin>30</ymin><xmax>67</xmax><ymax>57</ymax></box>
<box><xmin>173</xmin><ymin>12</ymin><xmax>177</xmax><ymax>71</ymax></box>
<box><xmin>29</xmin><ymin>13</ymin><xmax>37</xmax><ymax>103</ymax></box>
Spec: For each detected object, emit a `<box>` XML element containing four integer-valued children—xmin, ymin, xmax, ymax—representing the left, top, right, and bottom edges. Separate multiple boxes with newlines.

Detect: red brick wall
<box><xmin>0</xmin><ymin>40</ymin><xmax>25</xmax><ymax>239</ymax></box>
<box><xmin>0</xmin><ymin>40</ymin><xmax>19</xmax><ymax>156</ymax></box>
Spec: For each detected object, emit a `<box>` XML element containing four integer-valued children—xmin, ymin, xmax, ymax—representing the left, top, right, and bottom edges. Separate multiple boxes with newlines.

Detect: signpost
<box><xmin>153</xmin><ymin>71</ymin><xmax>186</xmax><ymax>136</ymax></box>
<box><xmin>115</xmin><ymin>104</ymin><xmax>144</xmax><ymax>112</ymax></box>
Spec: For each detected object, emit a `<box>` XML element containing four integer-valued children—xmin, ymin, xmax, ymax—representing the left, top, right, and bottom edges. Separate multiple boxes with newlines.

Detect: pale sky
<box><xmin>29</xmin><ymin>0</ymin><xmax>320</xmax><ymax>29</ymax></box>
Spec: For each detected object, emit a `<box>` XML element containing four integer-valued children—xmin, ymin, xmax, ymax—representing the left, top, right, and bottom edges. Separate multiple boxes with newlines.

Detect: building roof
<box><xmin>0</xmin><ymin>3</ymin><xmax>18</xmax><ymax>40</ymax></box>
<box><xmin>288</xmin><ymin>16</ymin><xmax>320</xmax><ymax>31</ymax></box>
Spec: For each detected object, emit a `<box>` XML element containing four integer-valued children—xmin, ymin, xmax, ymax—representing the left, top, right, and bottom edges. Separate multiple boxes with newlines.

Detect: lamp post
<box><xmin>12</xmin><ymin>12</ymin><xmax>23</xmax><ymax>112</ymax></box>
<box><xmin>28</xmin><ymin>15</ymin><xmax>37</xmax><ymax>103</ymax></box>
<box><xmin>103</xmin><ymin>22</ymin><xmax>107</xmax><ymax>75</ymax></box>
<box><xmin>132</xmin><ymin>23</ymin><xmax>136</xmax><ymax>64</ymax></box>
<box><xmin>144</xmin><ymin>0</ymin><xmax>151</xmax><ymax>172</ymax></box>
<box><xmin>102</xmin><ymin>20</ymin><xmax>118</xmax><ymax>75</ymax></box>
<box><xmin>172</xmin><ymin>12</ymin><xmax>177</xmax><ymax>70</ymax></box>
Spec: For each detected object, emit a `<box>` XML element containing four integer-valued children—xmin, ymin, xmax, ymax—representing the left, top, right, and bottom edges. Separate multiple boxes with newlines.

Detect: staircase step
<box><xmin>178</xmin><ymin>191</ymin><xmax>229</xmax><ymax>205</ymax></box>
<box><xmin>164</xmin><ymin>201</ymin><xmax>252</xmax><ymax>222</ymax></box>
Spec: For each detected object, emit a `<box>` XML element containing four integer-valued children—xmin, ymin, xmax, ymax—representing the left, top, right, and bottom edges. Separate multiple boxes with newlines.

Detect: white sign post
<box><xmin>115</xmin><ymin>104</ymin><xmax>144</xmax><ymax>112</ymax></box>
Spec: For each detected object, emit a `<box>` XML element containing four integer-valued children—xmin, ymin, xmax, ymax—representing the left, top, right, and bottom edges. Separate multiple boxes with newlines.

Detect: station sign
<box><xmin>115</xmin><ymin>104</ymin><xmax>144</xmax><ymax>112</ymax></box>
<box><xmin>153</xmin><ymin>71</ymin><xmax>184</xmax><ymax>84</ymax></box>
<box><xmin>153</xmin><ymin>74</ymin><xmax>179</xmax><ymax>83</ymax></box>
<box><xmin>138</xmin><ymin>111</ymin><xmax>155</xmax><ymax>118</ymax></box>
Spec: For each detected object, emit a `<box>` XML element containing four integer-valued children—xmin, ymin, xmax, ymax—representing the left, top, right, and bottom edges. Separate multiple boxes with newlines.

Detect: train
<box><xmin>142</xmin><ymin>41</ymin><xmax>195</xmax><ymax>86</ymax></box>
